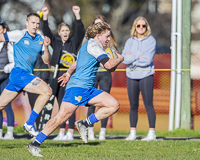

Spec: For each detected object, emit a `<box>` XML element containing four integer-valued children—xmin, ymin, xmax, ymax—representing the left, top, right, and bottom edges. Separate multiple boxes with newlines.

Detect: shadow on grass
<box><xmin>12</xmin><ymin>134</ymin><xmax>200</xmax><ymax>141</ymax></box>
<box><xmin>42</xmin><ymin>141</ymin><xmax>100</xmax><ymax>148</ymax></box>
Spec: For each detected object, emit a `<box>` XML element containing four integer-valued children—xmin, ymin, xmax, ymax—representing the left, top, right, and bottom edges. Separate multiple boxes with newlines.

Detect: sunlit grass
<box><xmin>1</xmin><ymin>127</ymin><xmax>200</xmax><ymax>159</ymax></box>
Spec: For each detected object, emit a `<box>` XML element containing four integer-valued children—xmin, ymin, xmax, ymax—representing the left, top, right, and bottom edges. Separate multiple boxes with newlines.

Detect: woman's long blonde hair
<box><xmin>131</xmin><ymin>16</ymin><xmax>151</xmax><ymax>38</ymax></box>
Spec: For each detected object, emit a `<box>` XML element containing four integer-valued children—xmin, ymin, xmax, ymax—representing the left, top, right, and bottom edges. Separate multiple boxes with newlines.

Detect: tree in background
<box><xmin>0</xmin><ymin>0</ymin><xmax>173</xmax><ymax>53</ymax></box>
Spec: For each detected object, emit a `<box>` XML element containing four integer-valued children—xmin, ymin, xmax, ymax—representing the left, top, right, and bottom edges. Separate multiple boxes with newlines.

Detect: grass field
<box><xmin>1</xmin><ymin>138</ymin><xmax>200</xmax><ymax>159</ymax></box>
<box><xmin>1</xmin><ymin>128</ymin><xmax>200</xmax><ymax>159</ymax></box>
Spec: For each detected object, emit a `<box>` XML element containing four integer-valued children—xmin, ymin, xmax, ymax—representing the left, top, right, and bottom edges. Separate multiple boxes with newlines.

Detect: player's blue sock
<box><xmin>26</xmin><ymin>110</ymin><xmax>39</xmax><ymax>125</ymax></box>
<box><xmin>88</xmin><ymin>113</ymin><xmax>99</xmax><ymax>124</ymax></box>
<box><xmin>35</xmin><ymin>132</ymin><xmax>47</xmax><ymax>144</ymax></box>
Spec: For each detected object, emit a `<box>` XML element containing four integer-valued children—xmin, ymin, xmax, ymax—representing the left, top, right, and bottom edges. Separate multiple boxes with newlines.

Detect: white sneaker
<box><xmin>23</xmin><ymin>123</ymin><xmax>39</xmax><ymax>137</ymax></box>
<box><xmin>76</xmin><ymin>121</ymin><xmax>88</xmax><ymax>143</ymax></box>
<box><xmin>99</xmin><ymin>131</ymin><xmax>106</xmax><ymax>141</ymax></box>
<box><xmin>141</xmin><ymin>134</ymin><xmax>156</xmax><ymax>141</ymax></box>
<box><xmin>88</xmin><ymin>130</ymin><xmax>96</xmax><ymax>140</ymax></box>
<box><xmin>3</xmin><ymin>132</ymin><xmax>14</xmax><ymax>140</ymax></box>
<box><xmin>125</xmin><ymin>134</ymin><xmax>137</xmax><ymax>141</ymax></box>
<box><xmin>53</xmin><ymin>132</ymin><xmax>65</xmax><ymax>141</ymax></box>
<box><xmin>62</xmin><ymin>132</ymin><xmax>74</xmax><ymax>141</ymax></box>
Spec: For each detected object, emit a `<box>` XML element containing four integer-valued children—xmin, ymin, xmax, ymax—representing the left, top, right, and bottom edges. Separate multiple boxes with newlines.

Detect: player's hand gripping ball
<box><xmin>105</xmin><ymin>47</ymin><xmax>118</xmax><ymax>72</ymax></box>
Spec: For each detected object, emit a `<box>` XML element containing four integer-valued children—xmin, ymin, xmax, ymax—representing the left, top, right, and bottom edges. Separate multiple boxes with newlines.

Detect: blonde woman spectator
<box><xmin>122</xmin><ymin>17</ymin><xmax>156</xmax><ymax>141</ymax></box>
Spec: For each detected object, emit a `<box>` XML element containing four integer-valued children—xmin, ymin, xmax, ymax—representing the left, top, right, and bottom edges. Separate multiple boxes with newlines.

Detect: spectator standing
<box><xmin>0</xmin><ymin>21</ymin><xmax>15</xmax><ymax>139</ymax></box>
<box><xmin>122</xmin><ymin>16</ymin><xmax>156</xmax><ymax>141</ymax></box>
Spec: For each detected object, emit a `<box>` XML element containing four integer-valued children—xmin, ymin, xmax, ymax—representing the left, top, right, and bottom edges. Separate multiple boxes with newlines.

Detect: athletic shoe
<box><xmin>99</xmin><ymin>131</ymin><xmax>106</xmax><ymax>141</ymax></box>
<box><xmin>76</xmin><ymin>121</ymin><xmax>88</xmax><ymax>143</ymax></box>
<box><xmin>141</xmin><ymin>134</ymin><xmax>156</xmax><ymax>141</ymax></box>
<box><xmin>88</xmin><ymin>130</ymin><xmax>96</xmax><ymax>140</ymax></box>
<box><xmin>53</xmin><ymin>132</ymin><xmax>65</xmax><ymax>141</ymax></box>
<box><xmin>23</xmin><ymin>123</ymin><xmax>39</xmax><ymax>137</ymax></box>
<box><xmin>62</xmin><ymin>132</ymin><xmax>74</xmax><ymax>141</ymax></box>
<box><xmin>26</xmin><ymin>143</ymin><xmax>43</xmax><ymax>157</ymax></box>
<box><xmin>3</xmin><ymin>132</ymin><xmax>14</xmax><ymax>140</ymax></box>
<box><xmin>125</xmin><ymin>134</ymin><xmax>137</xmax><ymax>141</ymax></box>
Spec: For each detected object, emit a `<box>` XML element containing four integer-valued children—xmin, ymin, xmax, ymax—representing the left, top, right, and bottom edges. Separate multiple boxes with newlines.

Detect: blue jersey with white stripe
<box><xmin>66</xmin><ymin>38</ymin><xmax>109</xmax><ymax>89</ymax></box>
<box><xmin>4</xmin><ymin>29</ymin><xmax>45</xmax><ymax>73</ymax></box>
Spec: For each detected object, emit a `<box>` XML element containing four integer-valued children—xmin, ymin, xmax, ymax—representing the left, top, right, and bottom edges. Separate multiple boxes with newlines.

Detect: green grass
<box><xmin>104</xmin><ymin>129</ymin><xmax>200</xmax><ymax>138</ymax></box>
<box><xmin>1</xmin><ymin>138</ymin><xmax>200</xmax><ymax>159</ymax></box>
<box><xmin>8</xmin><ymin>125</ymin><xmax>200</xmax><ymax>138</ymax></box>
<box><xmin>1</xmin><ymin>126</ymin><xmax>200</xmax><ymax>159</ymax></box>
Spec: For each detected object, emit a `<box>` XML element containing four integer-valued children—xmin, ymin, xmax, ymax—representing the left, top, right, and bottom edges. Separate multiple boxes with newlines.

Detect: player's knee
<box><xmin>111</xmin><ymin>100</ymin><xmax>120</xmax><ymax>112</ymax></box>
<box><xmin>48</xmin><ymin>87</ymin><xmax>53</xmax><ymax>96</ymax></box>
<box><xmin>115</xmin><ymin>102</ymin><xmax>120</xmax><ymax>112</ymax></box>
<box><xmin>43</xmin><ymin>86</ymin><xmax>52</xmax><ymax>97</ymax></box>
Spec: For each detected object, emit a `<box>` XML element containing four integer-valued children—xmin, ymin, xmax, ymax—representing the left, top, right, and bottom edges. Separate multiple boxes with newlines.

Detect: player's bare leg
<box><xmin>0</xmin><ymin>89</ymin><xmax>19</xmax><ymax>111</ymax></box>
<box><xmin>27</xmin><ymin>102</ymin><xmax>78</xmax><ymax>157</ymax></box>
<box><xmin>41</xmin><ymin>102</ymin><xmax>78</xmax><ymax>136</ymax></box>
<box><xmin>76</xmin><ymin>92</ymin><xmax>120</xmax><ymax>143</ymax></box>
<box><xmin>23</xmin><ymin>77</ymin><xmax>52</xmax><ymax>136</ymax></box>
<box><xmin>88</xmin><ymin>92</ymin><xmax>120</xmax><ymax>120</ymax></box>
<box><xmin>24</xmin><ymin>77</ymin><xmax>52</xmax><ymax>113</ymax></box>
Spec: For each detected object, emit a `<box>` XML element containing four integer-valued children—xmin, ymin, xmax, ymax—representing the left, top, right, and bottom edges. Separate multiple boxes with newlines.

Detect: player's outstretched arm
<box><xmin>58</xmin><ymin>61</ymin><xmax>77</xmax><ymax>87</ymax></box>
<box><xmin>42</xmin><ymin>36</ymin><xmax>51</xmax><ymax>64</ymax></box>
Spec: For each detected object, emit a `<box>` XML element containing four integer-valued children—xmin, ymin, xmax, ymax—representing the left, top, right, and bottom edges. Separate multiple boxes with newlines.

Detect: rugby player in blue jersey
<box><xmin>27</xmin><ymin>21</ymin><xmax>124</xmax><ymax>157</ymax></box>
<box><xmin>0</xmin><ymin>13</ymin><xmax>52</xmax><ymax>137</ymax></box>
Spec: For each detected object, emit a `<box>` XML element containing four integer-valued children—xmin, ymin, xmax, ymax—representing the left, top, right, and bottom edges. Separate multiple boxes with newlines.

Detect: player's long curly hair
<box><xmin>85</xmin><ymin>21</ymin><xmax>111</xmax><ymax>40</ymax></box>
<box><xmin>92</xmin><ymin>15</ymin><xmax>118</xmax><ymax>51</ymax></box>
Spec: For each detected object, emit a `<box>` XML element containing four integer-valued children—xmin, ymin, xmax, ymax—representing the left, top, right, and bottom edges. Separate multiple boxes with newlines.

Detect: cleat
<box><xmin>88</xmin><ymin>130</ymin><xmax>96</xmax><ymax>140</ymax></box>
<box><xmin>76</xmin><ymin>121</ymin><xmax>88</xmax><ymax>143</ymax></box>
<box><xmin>27</xmin><ymin>143</ymin><xmax>43</xmax><ymax>157</ymax></box>
<box><xmin>23</xmin><ymin>123</ymin><xmax>39</xmax><ymax>137</ymax></box>
<box><xmin>141</xmin><ymin>134</ymin><xmax>156</xmax><ymax>141</ymax></box>
<box><xmin>53</xmin><ymin>132</ymin><xmax>65</xmax><ymax>141</ymax></box>
<box><xmin>125</xmin><ymin>134</ymin><xmax>137</xmax><ymax>141</ymax></box>
<box><xmin>3</xmin><ymin>132</ymin><xmax>14</xmax><ymax>140</ymax></box>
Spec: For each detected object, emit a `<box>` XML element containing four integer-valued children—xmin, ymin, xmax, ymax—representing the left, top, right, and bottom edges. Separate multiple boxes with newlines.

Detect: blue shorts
<box><xmin>5</xmin><ymin>67</ymin><xmax>36</xmax><ymax>92</ymax></box>
<box><xmin>62</xmin><ymin>87</ymin><xmax>104</xmax><ymax>106</ymax></box>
